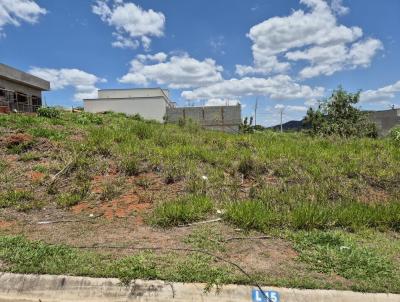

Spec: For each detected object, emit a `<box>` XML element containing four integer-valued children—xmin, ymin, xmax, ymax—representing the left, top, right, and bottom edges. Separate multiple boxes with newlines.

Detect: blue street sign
<box><xmin>252</xmin><ymin>289</ymin><xmax>280</xmax><ymax>302</ymax></box>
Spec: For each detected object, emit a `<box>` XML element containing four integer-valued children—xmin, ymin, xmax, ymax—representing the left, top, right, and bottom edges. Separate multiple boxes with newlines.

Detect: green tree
<box><xmin>304</xmin><ymin>87</ymin><xmax>377</xmax><ymax>138</ymax></box>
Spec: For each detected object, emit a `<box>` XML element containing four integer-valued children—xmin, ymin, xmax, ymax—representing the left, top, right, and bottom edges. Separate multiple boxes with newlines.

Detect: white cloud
<box><xmin>360</xmin><ymin>80</ymin><xmax>400</xmax><ymax>104</ymax></box>
<box><xmin>136</xmin><ymin>52</ymin><xmax>168</xmax><ymax>63</ymax></box>
<box><xmin>236</xmin><ymin>0</ymin><xmax>381</xmax><ymax>78</ymax></box>
<box><xmin>274</xmin><ymin>104</ymin><xmax>308</xmax><ymax>112</ymax></box>
<box><xmin>119</xmin><ymin>53</ymin><xmax>224</xmax><ymax>89</ymax></box>
<box><xmin>29</xmin><ymin>67</ymin><xmax>106</xmax><ymax>101</ymax></box>
<box><xmin>330</xmin><ymin>0</ymin><xmax>349</xmax><ymax>16</ymax></box>
<box><xmin>182</xmin><ymin>75</ymin><xmax>325</xmax><ymax>101</ymax></box>
<box><xmin>0</xmin><ymin>0</ymin><xmax>46</xmax><ymax>36</ymax></box>
<box><xmin>92</xmin><ymin>0</ymin><xmax>165</xmax><ymax>49</ymax></box>
<box><xmin>205</xmin><ymin>98</ymin><xmax>240</xmax><ymax>106</ymax></box>
<box><xmin>286</xmin><ymin>38</ymin><xmax>383</xmax><ymax>78</ymax></box>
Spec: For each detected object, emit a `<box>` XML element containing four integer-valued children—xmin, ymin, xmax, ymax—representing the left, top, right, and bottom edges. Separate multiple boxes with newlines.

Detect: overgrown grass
<box><xmin>0</xmin><ymin>190</ymin><xmax>42</xmax><ymax>211</ymax></box>
<box><xmin>291</xmin><ymin>230</ymin><xmax>400</xmax><ymax>292</ymax></box>
<box><xmin>150</xmin><ymin>195</ymin><xmax>214</xmax><ymax>227</ymax></box>
<box><xmin>0</xmin><ymin>235</ymin><xmax>234</xmax><ymax>288</ymax></box>
<box><xmin>224</xmin><ymin>199</ymin><xmax>400</xmax><ymax>232</ymax></box>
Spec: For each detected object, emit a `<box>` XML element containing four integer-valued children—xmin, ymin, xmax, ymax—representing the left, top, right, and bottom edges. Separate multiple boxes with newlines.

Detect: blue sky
<box><xmin>0</xmin><ymin>0</ymin><xmax>399</xmax><ymax>126</ymax></box>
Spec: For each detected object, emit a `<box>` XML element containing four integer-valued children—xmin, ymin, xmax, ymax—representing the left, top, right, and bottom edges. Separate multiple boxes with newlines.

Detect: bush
<box><xmin>390</xmin><ymin>126</ymin><xmax>400</xmax><ymax>146</ymax></box>
<box><xmin>304</xmin><ymin>87</ymin><xmax>377</xmax><ymax>138</ymax></box>
<box><xmin>37</xmin><ymin>107</ymin><xmax>61</xmax><ymax>119</ymax></box>
<box><xmin>150</xmin><ymin>195</ymin><xmax>213</xmax><ymax>227</ymax></box>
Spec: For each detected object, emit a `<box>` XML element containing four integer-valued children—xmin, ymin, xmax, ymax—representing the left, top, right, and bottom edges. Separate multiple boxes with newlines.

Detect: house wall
<box><xmin>84</xmin><ymin>97</ymin><xmax>168</xmax><ymax>122</ymax></box>
<box><xmin>368</xmin><ymin>109</ymin><xmax>400</xmax><ymax>136</ymax></box>
<box><xmin>166</xmin><ymin>105</ymin><xmax>242</xmax><ymax>133</ymax></box>
<box><xmin>0</xmin><ymin>64</ymin><xmax>50</xmax><ymax>91</ymax></box>
<box><xmin>0</xmin><ymin>78</ymin><xmax>43</xmax><ymax>97</ymax></box>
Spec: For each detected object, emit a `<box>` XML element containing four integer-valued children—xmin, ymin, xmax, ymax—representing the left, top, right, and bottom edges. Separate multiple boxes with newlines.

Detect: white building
<box><xmin>84</xmin><ymin>88</ymin><xmax>175</xmax><ymax>122</ymax></box>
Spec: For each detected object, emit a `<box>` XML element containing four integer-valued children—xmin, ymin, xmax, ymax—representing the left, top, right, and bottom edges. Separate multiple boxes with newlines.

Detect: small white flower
<box><xmin>201</xmin><ymin>175</ymin><xmax>208</xmax><ymax>181</ymax></box>
<box><xmin>89</xmin><ymin>213</ymin><xmax>94</xmax><ymax>218</ymax></box>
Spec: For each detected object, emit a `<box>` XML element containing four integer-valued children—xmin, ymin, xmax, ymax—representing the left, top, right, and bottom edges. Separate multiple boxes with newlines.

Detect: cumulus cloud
<box><xmin>29</xmin><ymin>67</ymin><xmax>106</xmax><ymax>101</ymax></box>
<box><xmin>119</xmin><ymin>53</ymin><xmax>224</xmax><ymax>89</ymax></box>
<box><xmin>286</xmin><ymin>38</ymin><xmax>383</xmax><ymax>78</ymax></box>
<box><xmin>236</xmin><ymin>0</ymin><xmax>382</xmax><ymax>78</ymax></box>
<box><xmin>330</xmin><ymin>0</ymin><xmax>349</xmax><ymax>16</ymax></box>
<box><xmin>0</xmin><ymin>0</ymin><xmax>46</xmax><ymax>36</ymax></box>
<box><xmin>92</xmin><ymin>0</ymin><xmax>165</xmax><ymax>50</ymax></box>
<box><xmin>182</xmin><ymin>75</ymin><xmax>324</xmax><ymax>101</ymax></box>
<box><xmin>274</xmin><ymin>104</ymin><xmax>308</xmax><ymax>112</ymax></box>
<box><xmin>205</xmin><ymin>98</ymin><xmax>240</xmax><ymax>106</ymax></box>
<box><xmin>360</xmin><ymin>80</ymin><xmax>400</xmax><ymax>104</ymax></box>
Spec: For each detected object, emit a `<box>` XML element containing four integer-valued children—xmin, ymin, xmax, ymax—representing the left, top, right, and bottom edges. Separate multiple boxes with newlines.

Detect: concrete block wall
<box><xmin>368</xmin><ymin>109</ymin><xmax>400</xmax><ymax>136</ymax></box>
<box><xmin>166</xmin><ymin>105</ymin><xmax>241</xmax><ymax>133</ymax></box>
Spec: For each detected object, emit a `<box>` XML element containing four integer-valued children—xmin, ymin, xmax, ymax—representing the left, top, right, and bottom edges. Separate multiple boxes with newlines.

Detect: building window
<box><xmin>32</xmin><ymin>96</ymin><xmax>42</xmax><ymax>111</ymax></box>
<box><xmin>0</xmin><ymin>87</ymin><xmax>5</xmax><ymax>98</ymax></box>
<box><xmin>16</xmin><ymin>92</ymin><xmax>28</xmax><ymax>103</ymax></box>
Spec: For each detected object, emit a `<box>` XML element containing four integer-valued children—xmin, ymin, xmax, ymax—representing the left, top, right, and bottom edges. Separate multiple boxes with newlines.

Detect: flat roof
<box><xmin>0</xmin><ymin>63</ymin><xmax>50</xmax><ymax>91</ymax></box>
<box><xmin>99</xmin><ymin>87</ymin><xmax>168</xmax><ymax>92</ymax></box>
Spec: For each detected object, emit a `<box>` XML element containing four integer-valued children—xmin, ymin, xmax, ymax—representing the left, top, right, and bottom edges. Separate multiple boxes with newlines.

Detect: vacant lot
<box><xmin>0</xmin><ymin>111</ymin><xmax>399</xmax><ymax>293</ymax></box>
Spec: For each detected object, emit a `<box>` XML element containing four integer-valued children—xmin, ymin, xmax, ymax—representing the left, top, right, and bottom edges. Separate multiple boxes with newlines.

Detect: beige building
<box><xmin>0</xmin><ymin>63</ymin><xmax>50</xmax><ymax>113</ymax></box>
<box><xmin>84</xmin><ymin>88</ymin><xmax>175</xmax><ymax>122</ymax></box>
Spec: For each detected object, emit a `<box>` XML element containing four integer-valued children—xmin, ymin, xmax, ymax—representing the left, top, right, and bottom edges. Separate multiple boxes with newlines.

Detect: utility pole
<box><xmin>279</xmin><ymin>107</ymin><xmax>284</xmax><ymax>133</ymax></box>
<box><xmin>254</xmin><ymin>98</ymin><xmax>258</xmax><ymax>126</ymax></box>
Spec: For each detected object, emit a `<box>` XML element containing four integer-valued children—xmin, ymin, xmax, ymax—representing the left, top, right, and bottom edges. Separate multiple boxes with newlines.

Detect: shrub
<box><xmin>37</xmin><ymin>107</ymin><xmax>61</xmax><ymax>119</ymax></box>
<box><xmin>304</xmin><ymin>87</ymin><xmax>377</xmax><ymax>138</ymax></box>
<box><xmin>390</xmin><ymin>126</ymin><xmax>400</xmax><ymax>146</ymax></box>
<box><xmin>150</xmin><ymin>195</ymin><xmax>213</xmax><ymax>227</ymax></box>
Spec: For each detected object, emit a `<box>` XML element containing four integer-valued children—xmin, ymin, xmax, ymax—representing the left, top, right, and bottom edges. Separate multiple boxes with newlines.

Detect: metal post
<box><xmin>254</xmin><ymin>98</ymin><xmax>258</xmax><ymax>126</ymax></box>
<box><xmin>279</xmin><ymin>107</ymin><xmax>284</xmax><ymax>133</ymax></box>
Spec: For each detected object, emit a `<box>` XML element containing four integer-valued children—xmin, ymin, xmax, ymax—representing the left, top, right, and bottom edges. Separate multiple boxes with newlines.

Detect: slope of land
<box><xmin>0</xmin><ymin>111</ymin><xmax>399</xmax><ymax>293</ymax></box>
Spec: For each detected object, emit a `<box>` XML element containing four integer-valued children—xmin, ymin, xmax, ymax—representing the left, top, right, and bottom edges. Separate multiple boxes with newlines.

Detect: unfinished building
<box><xmin>166</xmin><ymin>105</ymin><xmax>242</xmax><ymax>133</ymax></box>
<box><xmin>368</xmin><ymin>107</ymin><xmax>400</xmax><ymax>136</ymax></box>
<box><xmin>0</xmin><ymin>63</ymin><xmax>50</xmax><ymax>113</ymax></box>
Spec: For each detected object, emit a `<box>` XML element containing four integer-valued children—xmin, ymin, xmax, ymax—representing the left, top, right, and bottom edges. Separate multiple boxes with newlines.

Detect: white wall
<box><xmin>84</xmin><ymin>97</ymin><xmax>167</xmax><ymax>122</ymax></box>
<box><xmin>98</xmin><ymin>89</ymin><xmax>169</xmax><ymax>99</ymax></box>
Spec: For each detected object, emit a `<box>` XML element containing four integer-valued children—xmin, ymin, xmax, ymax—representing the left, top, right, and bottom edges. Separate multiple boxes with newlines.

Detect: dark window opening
<box><xmin>0</xmin><ymin>87</ymin><xmax>5</xmax><ymax>98</ymax></box>
<box><xmin>32</xmin><ymin>96</ymin><xmax>42</xmax><ymax>111</ymax></box>
<box><xmin>16</xmin><ymin>92</ymin><xmax>28</xmax><ymax>103</ymax></box>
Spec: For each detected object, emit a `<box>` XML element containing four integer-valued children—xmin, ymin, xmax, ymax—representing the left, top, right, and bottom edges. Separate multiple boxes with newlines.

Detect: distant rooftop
<box><xmin>0</xmin><ymin>63</ymin><xmax>50</xmax><ymax>91</ymax></box>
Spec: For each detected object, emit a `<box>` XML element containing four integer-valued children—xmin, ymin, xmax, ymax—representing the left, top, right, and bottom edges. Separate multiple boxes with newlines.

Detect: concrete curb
<box><xmin>0</xmin><ymin>272</ymin><xmax>399</xmax><ymax>302</ymax></box>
